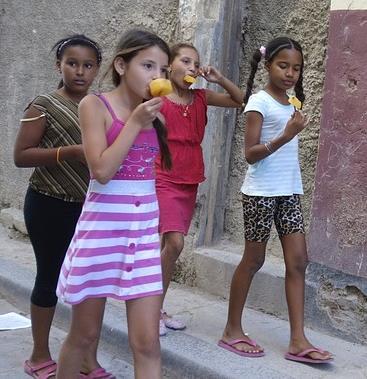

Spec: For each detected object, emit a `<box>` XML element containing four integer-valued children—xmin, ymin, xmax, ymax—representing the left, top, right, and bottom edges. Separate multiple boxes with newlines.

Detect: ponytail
<box><xmin>153</xmin><ymin>118</ymin><xmax>172</xmax><ymax>170</ymax></box>
<box><xmin>243</xmin><ymin>49</ymin><xmax>262</xmax><ymax>105</ymax></box>
<box><xmin>294</xmin><ymin>69</ymin><xmax>305</xmax><ymax>106</ymax></box>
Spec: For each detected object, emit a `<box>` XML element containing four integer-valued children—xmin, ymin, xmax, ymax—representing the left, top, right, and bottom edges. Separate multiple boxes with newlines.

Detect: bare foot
<box><xmin>288</xmin><ymin>339</ymin><xmax>332</xmax><ymax>361</ymax></box>
<box><xmin>220</xmin><ymin>331</ymin><xmax>264</xmax><ymax>355</ymax></box>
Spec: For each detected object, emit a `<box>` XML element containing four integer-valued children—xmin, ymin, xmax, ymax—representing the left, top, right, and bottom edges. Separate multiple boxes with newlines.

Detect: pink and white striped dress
<box><xmin>57</xmin><ymin>94</ymin><xmax>162</xmax><ymax>304</ymax></box>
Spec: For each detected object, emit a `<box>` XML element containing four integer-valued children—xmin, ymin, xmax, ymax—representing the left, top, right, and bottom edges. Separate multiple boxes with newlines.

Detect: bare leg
<box><xmin>281</xmin><ymin>232</ymin><xmax>331</xmax><ymax>360</ymax></box>
<box><xmin>221</xmin><ymin>240</ymin><xmax>266</xmax><ymax>354</ymax></box>
<box><xmin>126</xmin><ymin>295</ymin><xmax>161</xmax><ymax>379</ymax></box>
<box><xmin>160</xmin><ymin>232</ymin><xmax>184</xmax><ymax>300</ymax></box>
<box><xmin>29</xmin><ymin>304</ymin><xmax>55</xmax><ymax>363</ymax></box>
<box><xmin>25</xmin><ymin>304</ymin><xmax>57</xmax><ymax>377</ymax></box>
<box><xmin>80</xmin><ymin>339</ymin><xmax>103</xmax><ymax>374</ymax></box>
<box><xmin>56</xmin><ymin>298</ymin><xmax>106</xmax><ymax>379</ymax></box>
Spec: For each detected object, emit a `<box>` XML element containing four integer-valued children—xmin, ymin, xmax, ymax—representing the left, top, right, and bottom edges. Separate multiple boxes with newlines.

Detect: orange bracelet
<box><xmin>56</xmin><ymin>147</ymin><xmax>62</xmax><ymax>164</ymax></box>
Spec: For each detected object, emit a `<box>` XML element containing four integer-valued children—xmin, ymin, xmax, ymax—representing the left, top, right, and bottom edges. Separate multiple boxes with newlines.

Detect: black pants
<box><xmin>24</xmin><ymin>187</ymin><xmax>82</xmax><ymax>307</ymax></box>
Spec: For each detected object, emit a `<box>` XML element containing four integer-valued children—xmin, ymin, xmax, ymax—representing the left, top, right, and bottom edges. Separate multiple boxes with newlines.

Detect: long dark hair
<box><xmin>52</xmin><ymin>34</ymin><xmax>102</xmax><ymax>89</ymax></box>
<box><xmin>103</xmin><ymin>29</ymin><xmax>172</xmax><ymax>170</ymax></box>
<box><xmin>244</xmin><ymin>37</ymin><xmax>305</xmax><ymax>106</ymax></box>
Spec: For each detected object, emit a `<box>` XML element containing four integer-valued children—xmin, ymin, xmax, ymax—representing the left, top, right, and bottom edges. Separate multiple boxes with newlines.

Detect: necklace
<box><xmin>183</xmin><ymin>104</ymin><xmax>190</xmax><ymax>117</ymax></box>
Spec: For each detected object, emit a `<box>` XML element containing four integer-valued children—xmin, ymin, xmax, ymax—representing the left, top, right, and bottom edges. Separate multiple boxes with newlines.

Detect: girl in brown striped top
<box><xmin>13</xmin><ymin>35</ymin><xmax>112</xmax><ymax>379</ymax></box>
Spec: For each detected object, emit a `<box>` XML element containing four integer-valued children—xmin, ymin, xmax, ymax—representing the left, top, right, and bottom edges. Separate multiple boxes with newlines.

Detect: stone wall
<box><xmin>0</xmin><ymin>0</ymin><xmax>178</xmax><ymax>208</ymax></box>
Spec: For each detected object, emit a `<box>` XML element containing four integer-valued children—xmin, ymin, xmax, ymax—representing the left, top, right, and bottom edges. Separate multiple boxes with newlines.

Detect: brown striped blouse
<box><xmin>28</xmin><ymin>92</ymin><xmax>89</xmax><ymax>202</ymax></box>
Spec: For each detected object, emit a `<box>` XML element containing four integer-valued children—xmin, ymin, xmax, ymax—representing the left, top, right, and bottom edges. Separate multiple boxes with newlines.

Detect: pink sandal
<box><xmin>79</xmin><ymin>367</ymin><xmax>116</xmax><ymax>378</ymax></box>
<box><xmin>284</xmin><ymin>348</ymin><xmax>333</xmax><ymax>364</ymax></box>
<box><xmin>218</xmin><ymin>338</ymin><xmax>265</xmax><ymax>358</ymax></box>
<box><xmin>24</xmin><ymin>359</ymin><xmax>57</xmax><ymax>379</ymax></box>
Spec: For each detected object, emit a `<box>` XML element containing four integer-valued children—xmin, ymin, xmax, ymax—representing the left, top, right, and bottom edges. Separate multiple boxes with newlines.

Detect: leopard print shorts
<box><xmin>242</xmin><ymin>194</ymin><xmax>305</xmax><ymax>242</ymax></box>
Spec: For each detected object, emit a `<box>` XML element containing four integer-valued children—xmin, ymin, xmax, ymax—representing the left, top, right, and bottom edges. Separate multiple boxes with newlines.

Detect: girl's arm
<box><xmin>13</xmin><ymin>105</ymin><xmax>84</xmax><ymax>167</ymax></box>
<box><xmin>200</xmin><ymin>66</ymin><xmax>243</xmax><ymax>108</ymax></box>
<box><xmin>80</xmin><ymin>95</ymin><xmax>162</xmax><ymax>184</ymax></box>
<box><xmin>245</xmin><ymin>110</ymin><xmax>307</xmax><ymax>164</ymax></box>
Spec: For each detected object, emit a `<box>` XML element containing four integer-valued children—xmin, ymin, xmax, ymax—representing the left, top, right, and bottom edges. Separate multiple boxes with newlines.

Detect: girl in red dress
<box><xmin>155</xmin><ymin>43</ymin><xmax>243</xmax><ymax>335</ymax></box>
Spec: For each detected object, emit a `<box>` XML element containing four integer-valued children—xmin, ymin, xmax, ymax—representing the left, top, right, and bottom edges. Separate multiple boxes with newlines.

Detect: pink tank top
<box><xmin>97</xmin><ymin>94</ymin><xmax>159</xmax><ymax>181</ymax></box>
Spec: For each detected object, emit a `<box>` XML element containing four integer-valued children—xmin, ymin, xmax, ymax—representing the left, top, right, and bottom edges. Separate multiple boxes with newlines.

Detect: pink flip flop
<box><xmin>79</xmin><ymin>367</ymin><xmax>116</xmax><ymax>378</ymax></box>
<box><xmin>24</xmin><ymin>359</ymin><xmax>57</xmax><ymax>378</ymax></box>
<box><xmin>284</xmin><ymin>348</ymin><xmax>333</xmax><ymax>364</ymax></box>
<box><xmin>218</xmin><ymin>338</ymin><xmax>265</xmax><ymax>358</ymax></box>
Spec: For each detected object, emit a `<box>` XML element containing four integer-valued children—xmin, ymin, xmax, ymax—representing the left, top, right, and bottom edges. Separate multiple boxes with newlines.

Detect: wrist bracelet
<box><xmin>265</xmin><ymin>141</ymin><xmax>274</xmax><ymax>154</ymax></box>
<box><xmin>56</xmin><ymin>147</ymin><xmax>62</xmax><ymax>164</ymax></box>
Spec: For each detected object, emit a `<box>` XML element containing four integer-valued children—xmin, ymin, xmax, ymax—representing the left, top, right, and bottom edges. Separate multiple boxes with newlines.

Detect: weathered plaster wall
<box><xmin>309</xmin><ymin>7</ymin><xmax>367</xmax><ymax>278</ymax></box>
<box><xmin>224</xmin><ymin>0</ymin><xmax>330</xmax><ymax>257</ymax></box>
<box><xmin>0</xmin><ymin>0</ymin><xmax>178</xmax><ymax>208</ymax></box>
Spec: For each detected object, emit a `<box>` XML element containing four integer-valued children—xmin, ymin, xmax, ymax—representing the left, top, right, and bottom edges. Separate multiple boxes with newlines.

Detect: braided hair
<box><xmin>52</xmin><ymin>34</ymin><xmax>102</xmax><ymax>89</ymax></box>
<box><xmin>243</xmin><ymin>37</ymin><xmax>305</xmax><ymax>106</ymax></box>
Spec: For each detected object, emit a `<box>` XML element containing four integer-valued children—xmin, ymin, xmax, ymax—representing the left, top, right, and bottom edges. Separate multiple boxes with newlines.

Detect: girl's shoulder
<box><xmin>80</xmin><ymin>92</ymin><xmax>114</xmax><ymax>114</ymax></box>
<box><xmin>247</xmin><ymin>90</ymin><xmax>268</xmax><ymax>103</ymax></box>
<box><xmin>25</xmin><ymin>92</ymin><xmax>58</xmax><ymax>114</ymax></box>
<box><xmin>244</xmin><ymin>90</ymin><xmax>269</xmax><ymax>115</ymax></box>
<box><xmin>30</xmin><ymin>93</ymin><xmax>54</xmax><ymax>107</ymax></box>
<box><xmin>192</xmin><ymin>88</ymin><xmax>207</xmax><ymax>106</ymax></box>
<box><xmin>32</xmin><ymin>92</ymin><xmax>78</xmax><ymax>113</ymax></box>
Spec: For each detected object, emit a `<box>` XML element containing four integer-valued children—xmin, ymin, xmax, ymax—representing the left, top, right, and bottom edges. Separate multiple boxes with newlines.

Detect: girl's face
<box><xmin>169</xmin><ymin>47</ymin><xmax>200</xmax><ymax>88</ymax></box>
<box><xmin>57</xmin><ymin>45</ymin><xmax>99</xmax><ymax>95</ymax></box>
<box><xmin>266</xmin><ymin>48</ymin><xmax>303</xmax><ymax>91</ymax></box>
<box><xmin>119</xmin><ymin>45</ymin><xmax>169</xmax><ymax>99</ymax></box>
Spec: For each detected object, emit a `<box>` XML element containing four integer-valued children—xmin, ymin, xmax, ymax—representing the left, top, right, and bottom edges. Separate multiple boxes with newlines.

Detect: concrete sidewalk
<box><xmin>0</xmin><ymin>222</ymin><xmax>366</xmax><ymax>378</ymax></box>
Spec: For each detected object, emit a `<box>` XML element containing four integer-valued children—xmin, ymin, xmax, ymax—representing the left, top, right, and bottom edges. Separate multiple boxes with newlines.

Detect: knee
<box><xmin>163</xmin><ymin>234</ymin><xmax>184</xmax><ymax>258</ymax></box>
<box><xmin>287</xmin><ymin>254</ymin><xmax>309</xmax><ymax>275</ymax></box>
<box><xmin>240</xmin><ymin>254</ymin><xmax>265</xmax><ymax>276</ymax></box>
<box><xmin>31</xmin><ymin>286</ymin><xmax>57</xmax><ymax>307</ymax></box>
<box><xmin>129</xmin><ymin>332</ymin><xmax>160</xmax><ymax>358</ymax></box>
<box><xmin>69</xmin><ymin>328</ymin><xmax>100</xmax><ymax>350</ymax></box>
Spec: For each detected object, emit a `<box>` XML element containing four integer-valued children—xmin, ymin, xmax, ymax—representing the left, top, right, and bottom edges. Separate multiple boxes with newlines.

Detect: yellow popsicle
<box><xmin>288</xmin><ymin>95</ymin><xmax>302</xmax><ymax>110</ymax></box>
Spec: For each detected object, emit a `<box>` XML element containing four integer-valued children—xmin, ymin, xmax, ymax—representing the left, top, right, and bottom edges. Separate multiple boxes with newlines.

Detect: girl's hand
<box><xmin>199</xmin><ymin>65</ymin><xmax>223</xmax><ymax>84</ymax></box>
<box><xmin>129</xmin><ymin>97</ymin><xmax>163</xmax><ymax>129</ymax></box>
<box><xmin>283</xmin><ymin>111</ymin><xmax>308</xmax><ymax>141</ymax></box>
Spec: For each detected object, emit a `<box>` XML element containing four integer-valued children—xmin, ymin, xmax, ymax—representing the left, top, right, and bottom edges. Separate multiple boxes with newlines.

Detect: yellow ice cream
<box><xmin>183</xmin><ymin>75</ymin><xmax>196</xmax><ymax>84</ymax></box>
<box><xmin>149</xmin><ymin>79</ymin><xmax>173</xmax><ymax>97</ymax></box>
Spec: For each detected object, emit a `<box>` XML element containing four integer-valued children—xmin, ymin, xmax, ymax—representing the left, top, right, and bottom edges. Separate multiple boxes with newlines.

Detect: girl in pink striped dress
<box><xmin>56</xmin><ymin>29</ymin><xmax>172</xmax><ymax>379</ymax></box>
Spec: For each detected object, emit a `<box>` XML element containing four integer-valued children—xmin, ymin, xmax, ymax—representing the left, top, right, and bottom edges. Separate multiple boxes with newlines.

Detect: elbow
<box><xmin>13</xmin><ymin>153</ymin><xmax>25</xmax><ymax>168</ymax></box>
<box><xmin>244</xmin><ymin>153</ymin><xmax>255</xmax><ymax>165</ymax></box>
<box><xmin>91</xmin><ymin>168</ymin><xmax>112</xmax><ymax>185</ymax></box>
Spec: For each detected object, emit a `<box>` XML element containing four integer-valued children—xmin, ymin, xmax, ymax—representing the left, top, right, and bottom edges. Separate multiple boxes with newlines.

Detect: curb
<box><xmin>0</xmin><ymin>255</ymin><xmax>291</xmax><ymax>379</ymax></box>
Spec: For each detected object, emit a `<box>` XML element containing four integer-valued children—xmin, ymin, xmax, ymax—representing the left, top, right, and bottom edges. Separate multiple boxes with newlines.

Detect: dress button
<box><xmin>129</xmin><ymin>243</ymin><xmax>135</xmax><ymax>249</ymax></box>
<box><xmin>135</xmin><ymin>201</ymin><xmax>141</xmax><ymax>207</ymax></box>
<box><xmin>126</xmin><ymin>266</ymin><xmax>132</xmax><ymax>272</ymax></box>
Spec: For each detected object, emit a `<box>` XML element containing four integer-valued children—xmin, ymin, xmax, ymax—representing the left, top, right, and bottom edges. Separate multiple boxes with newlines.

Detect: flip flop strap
<box><xmin>37</xmin><ymin>364</ymin><xmax>57</xmax><ymax>379</ymax></box>
<box><xmin>86</xmin><ymin>368</ymin><xmax>113</xmax><ymax>378</ymax></box>
<box><xmin>227</xmin><ymin>338</ymin><xmax>257</xmax><ymax>348</ymax></box>
<box><xmin>297</xmin><ymin>348</ymin><xmax>324</xmax><ymax>357</ymax></box>
<box><xmin>26</xmin><ymin>360</ymin><xmax>56</xmax><ymax>373</ymax></box>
